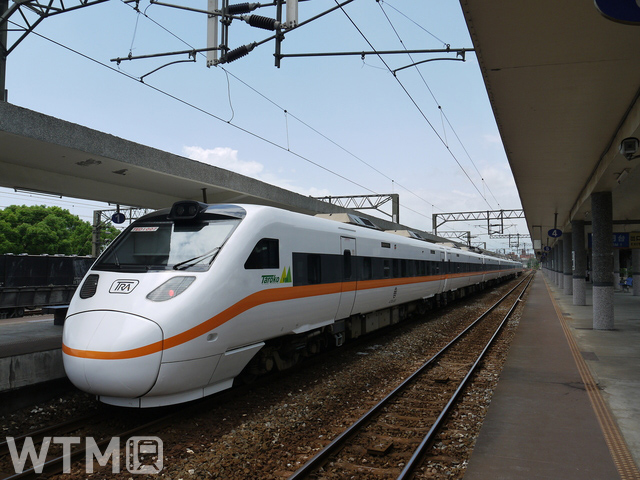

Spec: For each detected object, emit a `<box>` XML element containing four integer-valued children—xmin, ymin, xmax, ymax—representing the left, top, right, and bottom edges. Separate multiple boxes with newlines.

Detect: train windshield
<box><xmin>94</xmin><ymin>217</ymin><xmax>241</xmax><ymax>272</ymax></box>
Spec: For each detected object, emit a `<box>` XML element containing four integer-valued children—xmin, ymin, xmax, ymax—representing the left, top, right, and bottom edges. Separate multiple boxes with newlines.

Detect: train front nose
<box><xmin>62</xmin><ymin>311</ymin><xmax>163</xmax><ymax>398</ymax></box>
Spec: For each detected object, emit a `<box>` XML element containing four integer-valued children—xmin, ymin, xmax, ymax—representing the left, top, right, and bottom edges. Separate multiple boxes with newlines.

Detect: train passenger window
<box><xmin>383</xmin><ymin>259</ymin><xmax>391</xmax><ymax>278</ymax></box>
<box><xmin>244</xmin><ymin>238</ymin><xmax>279</xmax><ymax>269</ymax></box>
<box><xmin>307</xmin><ymin>254</ymin><xmax>321</xmax><ymax>284</ymax></box>
<box><xmin>362</xmin><ymin>257</ymin><xmax>372</xmax><ymax>280</ymax></box>
<box><xmin>393</xmin><ymin>259</ymin><xmax>400</xmax><ymax>278</ymax></box>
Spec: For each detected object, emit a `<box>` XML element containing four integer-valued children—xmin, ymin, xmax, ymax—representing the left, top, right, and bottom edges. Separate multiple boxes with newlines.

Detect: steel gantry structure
<box><xmin>432</xmin><ymin>209</ymin><xmax>525</xmax><ymax>236</ymax></box>
<box><xmin>314</xmin><ymin>194</ymin><xmax>400</xmax><ymax>223</ymax></box>
<box><xmin>436</xmin><ymin>230</ymin><xmax>474</xmax><ymax>245</ymax></box>
<box><xmin>1</xmin><ymin>0</ymin><xmax>109</xmax><ymax>101</ymax></box>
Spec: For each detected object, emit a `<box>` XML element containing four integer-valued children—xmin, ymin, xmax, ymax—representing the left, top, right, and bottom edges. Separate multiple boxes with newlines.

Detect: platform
<box><xmin>465</xmin><ymin>272</ymin><xmax>640</xmax><ymax>480</ymax></box>
<box><xmin>0</xmin><ymin>315</ymin><xmax>65</xmax><ymax>393</ymax></box>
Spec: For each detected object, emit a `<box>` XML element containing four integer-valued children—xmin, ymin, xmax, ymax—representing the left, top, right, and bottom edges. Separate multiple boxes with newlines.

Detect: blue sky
<box><xmin>2</xmin><ymin>0</ymin><xmax>529</xmax><ymax>254</ymax></box>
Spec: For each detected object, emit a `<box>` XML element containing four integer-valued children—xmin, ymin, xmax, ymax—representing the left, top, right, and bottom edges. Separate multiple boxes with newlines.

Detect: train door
<box><xmin>335</xmin><ymin>237</ymin><xmax>356</xmax><ymax>320</ymax></box>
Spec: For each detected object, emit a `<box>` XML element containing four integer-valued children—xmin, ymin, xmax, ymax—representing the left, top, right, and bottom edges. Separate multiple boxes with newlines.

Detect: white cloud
<box><xmin>483</xmin><ymin>133</ymin><xmax>503</xmax><ymax>145</ymax></box>
<box><xmin>183</xmin><ymin>146</ymin><xmax>264</xmax><ymax>177</ymax></box>
<box><xmin>183</xmin><ymin>145</ymin><xmax>332</xmax><ymax>199</ymax></box>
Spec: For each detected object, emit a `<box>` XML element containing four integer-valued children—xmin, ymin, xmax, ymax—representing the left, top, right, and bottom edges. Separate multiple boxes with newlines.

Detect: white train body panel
<box><xmin>62</xmin><ymin>202</ymin><xmax>522</xmax><ymax>407</ymax></box>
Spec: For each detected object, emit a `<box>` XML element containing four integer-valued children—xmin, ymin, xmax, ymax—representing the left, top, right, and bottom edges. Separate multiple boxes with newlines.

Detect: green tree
<box><xmin>0</xmin><ymin>205</ymin><xmax>120</xmax><ymax>255</ymax></box>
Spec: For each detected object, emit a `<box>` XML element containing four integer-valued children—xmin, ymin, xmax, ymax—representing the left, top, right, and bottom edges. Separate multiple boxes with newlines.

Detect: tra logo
<box><xmin>109</xmin><ymin>280</ymin><xmax>140</xmax><ymax>294</ymax></box>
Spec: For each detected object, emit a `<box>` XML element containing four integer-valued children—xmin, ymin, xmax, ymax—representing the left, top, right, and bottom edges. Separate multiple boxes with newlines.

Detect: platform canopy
<box><xmin>460</xmin><ymin>0</ymin><xmax>640</xmax><ymax>253</ymax></box>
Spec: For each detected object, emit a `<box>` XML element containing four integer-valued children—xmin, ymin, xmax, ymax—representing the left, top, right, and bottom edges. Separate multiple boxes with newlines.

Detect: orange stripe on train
<box><xmin>62</xmin><ymin>271</ymin><xmax>500</xmax><ymax>359</ymax></box>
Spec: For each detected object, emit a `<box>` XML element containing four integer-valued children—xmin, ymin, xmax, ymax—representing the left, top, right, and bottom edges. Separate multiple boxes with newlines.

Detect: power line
<box><xmin>118</xmin><ymin>1</ymin><xmax>453</xmax><ymax>225</ymax></box>
<box><xmin>9</xmin><ymin>18</ymin><xmax>383</xmax><ymax>195</ymax></box>
<box><xmin>117</xmin><ymin>0</ymin><xmax>510</xmax><ymax>234</ymax></box>
<box><xmin>116</xmin><ymin>1</ymin><xmax>472</xmax><ymax>225</ymax></box>
<box><xmin>381</xmin><ymin>2</ymin><xmax>449</xmax><ymax>47</ymax></box>
<box><xmin>6</xmin><ymin>5</ymin><xmax>516</xmax><ymax>239</ymax></box>
<box><xmin>335</xmin><ymin>0</ymin><xmax>494</xmax><ymax>212</ymax></box>
<box><xmin>379</xmin><ymin>2</ymin><xmax>502</xmax><ymax>209</ymax></box>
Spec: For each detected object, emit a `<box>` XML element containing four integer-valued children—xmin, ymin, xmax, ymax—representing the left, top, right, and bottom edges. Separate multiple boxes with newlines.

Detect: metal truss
<box><xmin>432</xmin><ymin>209</ymin><xmax>525</xmax><ymax>235</ymax></box>
<box><xmin>1</xmin><ymin>0</ymin><xmax>108</xmax><ymax>55</ymax></box>
<box><xmin>435</xmin><ymin>230</ymin><xmax>473</xmax><ymax>245</ymax></box>
<box><xmin>313</xmin><ymin>194</ymin><xmax>400</xmax><ymax>223</ymax></box>
<box><xmin>489</xmin><ymin>233</ymin><xmax>530</xmax><ymax>248</ymax></box>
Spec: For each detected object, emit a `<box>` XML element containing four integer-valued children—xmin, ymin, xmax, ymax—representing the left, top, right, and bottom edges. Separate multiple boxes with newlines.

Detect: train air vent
<box><xmin>80</xmin><ymin>274</ymin><xmax>99</xmax><ymax>299</ymax></box>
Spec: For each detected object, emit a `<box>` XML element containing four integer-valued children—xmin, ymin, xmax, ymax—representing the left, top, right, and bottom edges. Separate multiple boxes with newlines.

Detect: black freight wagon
<box><xmin>0</xmin><ymin>254</ymin><xmax>94</xmax><ymax>318</ymax></box>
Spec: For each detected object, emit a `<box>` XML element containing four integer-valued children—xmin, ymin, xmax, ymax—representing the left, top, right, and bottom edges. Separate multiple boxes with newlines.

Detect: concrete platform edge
<box><xmin>0</xmin><ymin>348</ymin><xmax>65</xmax><ymax>392</ymax></box>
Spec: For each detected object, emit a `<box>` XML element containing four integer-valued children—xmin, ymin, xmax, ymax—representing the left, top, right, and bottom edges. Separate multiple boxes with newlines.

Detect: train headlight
<box><xmin>146</xmin><ymin>276</ymin><xmax>196</xmax><ymax>302</ymax></box>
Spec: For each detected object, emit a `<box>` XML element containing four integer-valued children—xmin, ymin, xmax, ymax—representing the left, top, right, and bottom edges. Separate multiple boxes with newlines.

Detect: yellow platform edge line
<box><xmin>542</xmin><ymin>275</ymin><xmax>640</xmax><ymax>480</ymax></box>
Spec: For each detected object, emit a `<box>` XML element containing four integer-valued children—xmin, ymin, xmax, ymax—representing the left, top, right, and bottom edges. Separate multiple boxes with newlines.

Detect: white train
<box><xmin>62</xmin><ymin>201</ymin><xmax>522</xmax><ymax>407</ymax></box>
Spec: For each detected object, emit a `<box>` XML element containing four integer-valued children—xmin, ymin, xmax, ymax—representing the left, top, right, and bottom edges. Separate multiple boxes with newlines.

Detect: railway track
<box><xmin>288</xmin><ymin>272</ymin><xmax>533</xmax><ymax>480</ymax></box>
<box><xmin>0</xmin><ymin>407</ymin><xmax>179</xmax><ymax>480</ymax></box>
<box><xmin>0</xmin><ymin>366</ymin><xmax>304</xmax><ymax>480</ymax></box>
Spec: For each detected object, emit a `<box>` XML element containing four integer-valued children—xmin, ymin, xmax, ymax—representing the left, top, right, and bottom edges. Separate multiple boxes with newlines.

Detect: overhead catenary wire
<box><xmin>116</xmin><ymin>0</ymin><xmax>492</xmax><ymax>229</ymax></box>
<box><xmin>379</xmin><ymin>1</ymin><xmax>503</xmax><ymax>210</ymax></box>
<box><xmin>116</xmin><ymin>0</ymin><xmax>458</xmax><ymax>215</ymax></box>
<box><xmin>116</xmin><ymin>0</ymin><xmax>449</xmax><ymax>224</ymax></box>
<box><xmin>25</xmin><ymin>5</ymin><xmax>470</xmax><ymax>233</ymax></box>
<box><xmin>334</xmin><ymin>0</ymin><xmax>494</xmax><ymax>212</ymax></box>
<box><xmin>7</xmin><ymin>19</ymin><xmax>377</xmax><ymax>199</ymax></box>
<box><xmin>5</xmin><ymin>4</ymin><xmax>513</xmax><ymax>238</ymax></box>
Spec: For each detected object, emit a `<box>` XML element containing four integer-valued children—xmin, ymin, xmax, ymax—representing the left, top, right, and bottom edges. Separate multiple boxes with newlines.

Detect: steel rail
<box><xmin>1</xmin><ymin>374</ymin><xmax>262</xmax><ymax>480</ymax></box>
<box><xmin>0</xmin><ymin>412</ymin><xmax>100</xmax><ymax>457</ymax></box>
<box><xmin>0</xmin><ymin>410</ymin><xmax>180</xmax><ymax>480</ymax></box>
<box><xmin>288</xmin><ymin>273</ymin><xmax>533</xmax><ymax>480</ymax></box>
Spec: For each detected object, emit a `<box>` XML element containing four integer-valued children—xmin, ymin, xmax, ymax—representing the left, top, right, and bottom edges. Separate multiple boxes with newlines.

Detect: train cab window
<box><xmin>244</xmin><ymin>238</ymin><xmax>279</xmax><ymax>269</ymax></box>
<box><xmin>95</xmin><ymin>216</ymin><xmax>241</xmax><ymax>272</ymax></box>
